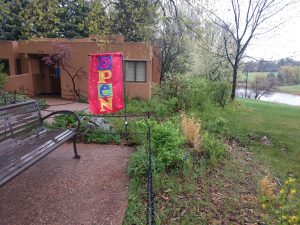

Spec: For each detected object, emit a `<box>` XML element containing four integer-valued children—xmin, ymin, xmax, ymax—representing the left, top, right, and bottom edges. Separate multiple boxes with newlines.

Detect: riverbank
<box><xmin>236</xmin><ymin>88</ymin><xmax>300</xmax><ymax>106</ymax></box>
<box><xmin>275</xmin><ymin>84</ymin><xmax>300</xmax><ymax>95</ymax></box>
<box><xmin>224</xmin><ymin>98</ymin><xmax>300</xmax><ymax>178</ymax></box>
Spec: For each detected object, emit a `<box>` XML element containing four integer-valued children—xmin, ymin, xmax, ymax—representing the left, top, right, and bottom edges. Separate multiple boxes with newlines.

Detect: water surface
<box><xmin>236</xmin><ymin>89</ymin><xmax>300</xmax><ymax>106</ymax></box>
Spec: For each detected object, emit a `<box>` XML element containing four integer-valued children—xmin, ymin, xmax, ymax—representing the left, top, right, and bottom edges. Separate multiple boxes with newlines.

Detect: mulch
<box><xmin>0</xmin><ymin>143</ymin><xmax>132</xmax><ymax>225</ymax></box>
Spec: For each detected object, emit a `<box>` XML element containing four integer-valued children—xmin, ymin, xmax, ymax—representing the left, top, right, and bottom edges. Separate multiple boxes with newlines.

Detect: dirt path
<box><xmin>0</xmin><ymin>144</ymin><xmax>131</xmax><ymax>225</ymax></box>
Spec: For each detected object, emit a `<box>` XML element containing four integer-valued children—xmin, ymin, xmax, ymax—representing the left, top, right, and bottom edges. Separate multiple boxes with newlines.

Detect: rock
<box><xmin>82</xmin><ymin>116</ymin><xmax>112</xmax><ymax>131</ymax></box>
<box><xmin>261</xmin><ymin>136</ymin><xmax>272</xmax><ymax>146</ymax></box>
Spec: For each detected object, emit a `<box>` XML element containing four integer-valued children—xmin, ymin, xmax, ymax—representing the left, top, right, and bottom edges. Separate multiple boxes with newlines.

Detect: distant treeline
<box><xmin>244</xmin><ymin>58</ymin><xmax>300</xmax><ymax>73</ymax></box>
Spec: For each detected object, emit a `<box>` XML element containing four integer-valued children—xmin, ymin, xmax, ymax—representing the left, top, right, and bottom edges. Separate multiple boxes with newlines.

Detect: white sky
<box><xmin>212</xmin><ymin>0</ymin><xmax>300</xmax><ymax>61</ymax></box>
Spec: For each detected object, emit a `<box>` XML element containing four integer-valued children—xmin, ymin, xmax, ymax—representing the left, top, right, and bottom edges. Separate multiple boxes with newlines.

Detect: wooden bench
<box><xmin>0</xmin><ymin>100</ymin><xmax>80</xmax><ymax>187</ymax></box>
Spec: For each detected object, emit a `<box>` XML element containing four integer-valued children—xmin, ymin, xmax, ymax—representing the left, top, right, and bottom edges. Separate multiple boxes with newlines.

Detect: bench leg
<box><xmin>73</xmin><ymin>137</ymin><xmax>80</xmax><ymax>159</ymax></box>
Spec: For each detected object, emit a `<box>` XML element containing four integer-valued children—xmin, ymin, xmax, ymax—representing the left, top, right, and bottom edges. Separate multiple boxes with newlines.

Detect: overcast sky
<box><xmin>212</xmin><ymin>0</ymin><xmax>300</xmax><ymax>61</ymax></box>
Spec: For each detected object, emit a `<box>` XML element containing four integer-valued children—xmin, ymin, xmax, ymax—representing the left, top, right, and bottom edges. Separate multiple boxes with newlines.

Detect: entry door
<box><xmin>50</xmin><ymin>66</ymin><xmax>61</xmax><ymax>95</ymax></box>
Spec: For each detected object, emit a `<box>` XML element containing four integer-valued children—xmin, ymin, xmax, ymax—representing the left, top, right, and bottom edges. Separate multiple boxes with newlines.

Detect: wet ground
<box><xmin>0</xmin><ymin>143</ymin><xmax>131</xmax><ymax>225</ymax></box>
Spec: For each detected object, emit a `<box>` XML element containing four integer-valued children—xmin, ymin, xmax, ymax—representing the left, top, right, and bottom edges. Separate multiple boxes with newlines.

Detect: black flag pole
<box><xmin>122</xmin><ymin>54</ymin><xmax>128</xmax><ymax>141</ymax></box>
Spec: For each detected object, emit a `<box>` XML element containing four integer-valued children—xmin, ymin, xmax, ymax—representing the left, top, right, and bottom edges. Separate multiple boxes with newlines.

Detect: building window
<box><xmin>16</xmin><ymin>59</ymin><xmax>22</xmax><ymax>75</ymax></box>
<box><xmin>0</xmin><ymin>59</ymin><xmax>10</xmax><ymax>75</ymax></box>
<box><xmin>125</xmin><ymin>61</ymin><xmax>146</xmax><ymax>82</ymax></box>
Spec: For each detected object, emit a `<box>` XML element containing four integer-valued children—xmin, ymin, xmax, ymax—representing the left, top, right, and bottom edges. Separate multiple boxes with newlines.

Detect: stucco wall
<box><xmin>4</xmin><ymin>74</ymin><xmax>33</xmax><ymax>94</ymax></box>
<box><xmin>1</xmin><ymin>38</ymin><xmax>161</xmax><ymax>100</ymax></box>
<box><xmin>0</xmin><ymin>41</ymin><xmax>18</xmax><ymax>76</ymax></box>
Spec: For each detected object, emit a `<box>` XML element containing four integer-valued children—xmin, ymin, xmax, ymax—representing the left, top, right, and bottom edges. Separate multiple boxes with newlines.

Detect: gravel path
<box><xmin>0</xmin><ymin>144</ymin><xmax>132</xmax><ymax>225</ymax></box>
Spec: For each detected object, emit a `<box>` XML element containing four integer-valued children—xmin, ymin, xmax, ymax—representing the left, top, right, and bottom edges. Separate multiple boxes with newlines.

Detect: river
<box><xmin>236</xmin><ymin>88</ymin><xmax>300</xmax><ymax>106</ymax></box>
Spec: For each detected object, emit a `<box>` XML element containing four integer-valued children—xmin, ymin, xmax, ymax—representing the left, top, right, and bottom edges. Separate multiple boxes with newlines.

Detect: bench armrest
<box><xmin>42</xmin><ymin>110</ymin><xmax>81</xmax><ymax>133</ymax></box>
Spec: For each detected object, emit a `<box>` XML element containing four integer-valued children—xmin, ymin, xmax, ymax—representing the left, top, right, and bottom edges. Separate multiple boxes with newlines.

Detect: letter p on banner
<box><xmin>88</xmin><ymin>52</ymin><xmax>124</xmax><ymax>114</ymax></box>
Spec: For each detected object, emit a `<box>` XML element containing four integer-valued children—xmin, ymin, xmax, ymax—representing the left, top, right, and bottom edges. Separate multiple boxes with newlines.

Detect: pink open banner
<box><xmin>88</xmin><ymin>52</ymin><xmax>124</xmax><ymax>114</ymax></box>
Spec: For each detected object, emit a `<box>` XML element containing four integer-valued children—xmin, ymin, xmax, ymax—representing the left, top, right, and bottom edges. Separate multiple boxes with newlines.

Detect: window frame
<box><xmin>124</xmin><ymin>60</ymin><xmax>147</xmax><ymax>83</ymax></box>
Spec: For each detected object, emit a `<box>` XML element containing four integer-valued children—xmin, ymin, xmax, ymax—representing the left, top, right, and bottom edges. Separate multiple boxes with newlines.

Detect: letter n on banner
<box><xmin>88</xmin><ymin>52</ymin><xmax>124</xmax><ymax>114</ymax></box>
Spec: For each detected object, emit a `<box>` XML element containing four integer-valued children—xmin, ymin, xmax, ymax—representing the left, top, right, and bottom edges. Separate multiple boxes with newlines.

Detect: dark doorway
<box><xmin>50</xmin><ymin>66</ymin><xmax>61</xmax><ymax>95</ymax></box>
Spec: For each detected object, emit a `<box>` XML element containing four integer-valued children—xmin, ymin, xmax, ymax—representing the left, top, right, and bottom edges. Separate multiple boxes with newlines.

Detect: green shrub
<box><xmin>126</xmin><ymin>98</ymin><xmax>150</xmax><ymax>113</ymax></box>
<box><xmin>84</xmin><ymin>127</ymin><xmax>120</xmax><ymax>144</ymax></box>
<box><xmin>35</xmin><ymin>97</ymin><xmax>49</xmax><ymax>110</ymax></box>
<box><xmin>152</xmin><ymin>74</ymin><xmax>230</xmax><ymax>113</ymax></box>
<box><xmin>127</xmin><ymin>146</ymin><xmax>149</xmax><ymax>178</ymax></box>
<box><xmin>201</xmin><ymin>132</ymin><xmax>227</xmax><ymax>165</ymax></box>
<box><xmin>209</xmin><ymin>81</ymin><xmax>231</xmax><ymax>108</ymax></box>
<box><xmin>112</xmin><ymin>119</ymin><xmax>147</xmax><ymax>145</ymax></box>
<box><xmin>0</xmin><ymin>63</ymin><xmax>8</xmax><ymax>90</ymax></box>
<box><xmin>150</xmin><ymin>121</ymin><xmax>185</xmax><ymax>172</ymax></box>
<box><xmin>206</xmin><ymin>116</ymin><xmax>228</xmax><ymax>135</ymax></box>
<box><xmin>127</xmin><ymin>120</ymin><xmax>186</xmax><ymax>177</ymax></box>
<box><xmin>49</xmin><ymin>114</ymin><xmax>77</xmax><ymax>130</ymax></box>
<box><xmin>0</xmin><ymin>91</ymin><xmax>49</xmax><ymax>110</ymax></box>
<box><xmin>0</xmin><ymin>91</ymin><xmax>28</xmax><ymax>106</ymax></box>
<box><xmin>48</xmin><ymin>114</ymin><xmax>121</xmax><ymax>144</ymax></box>
<box><xmin>153</xmin><ymin>73</ymin><xmax>189</xmax><ymax>102</ymax></box>
<box><xmin>150</xmin><ymin>97</ymin><xmax>179</xmax><ymax>117</ymax></box>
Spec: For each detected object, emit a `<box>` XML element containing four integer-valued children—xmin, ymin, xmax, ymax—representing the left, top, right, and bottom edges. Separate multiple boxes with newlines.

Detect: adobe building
<box><xmin>0</xmin><ymin>35</ymin><xmax>161</xmax><ymax>100</ymax></box>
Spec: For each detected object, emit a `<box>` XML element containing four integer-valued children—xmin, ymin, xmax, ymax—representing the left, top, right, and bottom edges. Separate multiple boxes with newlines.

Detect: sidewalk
<box><xmin>0</xmin><ymin>143</ymin><xmax>132</xmax><ymax>225</ymax></box>
<box><xmin>41</xmin><ymin>97</ymin><xmax>91</xmax><ymax>117</ymax></box>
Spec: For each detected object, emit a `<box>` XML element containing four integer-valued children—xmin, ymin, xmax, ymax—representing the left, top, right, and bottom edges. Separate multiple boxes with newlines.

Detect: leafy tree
<box><xmin>197</xmin><ymin>0</ymin><xmax>296</xmax><ymax>99</ymax></box>
<box><xmin>80</xmin><ymin>0</ymin><xmax>111</xmax><ymax>36</ymax></box>
<box><xmin>112</xmin><ymin>0</ymin><xmax>158</xmax><ymax>41</ymax></box>
<box><xmin>191</xmin><ymin>21</ymin><xmax>232</xmax><ymax>81</ymax></box>
<box><xmin>20</xmin><ymin>0</ymin><xmax>61</xmax><ymax>38</ymax></box>
<box><xmin>0</xmin><ymin>0</ymin><xmax>29</xmax><ymax>40</ymax></box>
<box><xmin>251</xmin><ymin>75</ymin><xmax>273</xmax><ymax>99</ymax></box>
<box><xmin>0</xmin><ymin>0</ymin><xmax>108</xmax><ymax>40</ymax></box>
<box><xmin>279</xmin><ymin>66</ymin><xmax>300</xmax><ymax>85</ymax></box>
<box><xmin>266</xmin><ymin>72</ymin><xmax>278</xmax><ymax>86</ymax></box>
<box><xmin>154</xmin><ymin>1</ymin><xmax>191</xmax><ymax>77</ymax></box>
<box><xmin>277</xmin><ymin>72</ymin><xmax>285</xmax><ymax>84</ymax></box>
<box><xmin>57</xmin><ymin>0</ymin><xmax>90</xmax><ymax>38</ymax></box>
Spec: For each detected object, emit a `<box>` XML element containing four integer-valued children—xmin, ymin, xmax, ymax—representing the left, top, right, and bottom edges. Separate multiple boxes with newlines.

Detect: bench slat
<box><xmin>0</xmin><ymin>111</ymin><xmax>40</xmax><ymax>126</ymax></box>
<box><xmin>0</xmin><ymin>101</ymin><xmax>42</xmax><ymax>143</ymax></box>
<box><xmin>0</xmin><ymin>130</ymin><xmax>74</xmax><ymax>169</ymax></box>
<box><xmin>0</xmin><ymin>130</ymin><xmax>48</xmax><ymax>165</ymax></box>
<box><xmin>0</xmin><ymin>129</ymin><xmax>75</xmax><ymax>186</ymax></box>
<box><xmin>0</xmin><ymin>122</ymin><xmax>42</xmax><ymax>142</ymax></box>
<box><xmin>0</xmin><ymin>103</ymin><xmax>38</xmax><ymax>120</ymax></box>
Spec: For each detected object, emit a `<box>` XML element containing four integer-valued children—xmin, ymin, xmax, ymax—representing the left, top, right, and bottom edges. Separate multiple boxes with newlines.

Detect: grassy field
<box><xmin>123</xmin><ymin>97</ymin><xmax>300</xmax><ymax>224</ymax></box>
<box><xmin>276</xmin><ymin>84</ymin><xmax>300</xmax><ymax>95</ymax></box>
<box><xmin>224</xmin><ymin>98</ymin><xmax>300</xmax><ymax>178</ymax></box>
<box><xmin>238</xmin><ymin>72</ymin><xmax>277</xmax><ymax>83</ymax></box>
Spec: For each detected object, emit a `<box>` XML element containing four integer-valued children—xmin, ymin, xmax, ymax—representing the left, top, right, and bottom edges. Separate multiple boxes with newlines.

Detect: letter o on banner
<box><xmin>88</xmin><ymin>52</ymin><xmax>124</xmax><ymax>114</ymax></box>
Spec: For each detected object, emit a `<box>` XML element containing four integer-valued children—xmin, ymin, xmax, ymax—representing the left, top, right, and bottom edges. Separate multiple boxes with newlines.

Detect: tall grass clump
<box><xmin>181</xmin><ymin>112</ymin><xmax>201</xmax><ymax>151</ymax></box>
<box><xmin>200</xmin><ymin>132</ymin><xmax>227</xmax><ymax>165</ymax></box>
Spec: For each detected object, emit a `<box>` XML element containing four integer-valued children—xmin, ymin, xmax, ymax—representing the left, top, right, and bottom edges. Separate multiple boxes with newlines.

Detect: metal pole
<box><xmin>245</xmin><ymin>71</ymin><xmax>248</xmax><ymax>98</ymax></box>
<box><xmin>147</xmin><ymin>111</ymin><xmax>155</xmax><ymax>225</ymax></box>
<box><xmin>146</xmin><ymin>123</ymin><xmax>150</xmax><ymax>225</ymax></box>
<box><xmin>122</xmin><ymin>54</ymin><xmax>128</xmax><ymax>140</ymax></box>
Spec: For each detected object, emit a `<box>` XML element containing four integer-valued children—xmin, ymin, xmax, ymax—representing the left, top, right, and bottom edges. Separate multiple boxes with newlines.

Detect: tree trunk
<box><xmin>231</xmin><ymin>65</ymin><xmax>238</xmax><ymax>100</ymax></box>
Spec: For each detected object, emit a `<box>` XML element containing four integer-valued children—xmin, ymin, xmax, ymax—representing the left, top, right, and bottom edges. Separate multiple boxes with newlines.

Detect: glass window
<box><xmin>125</xmin><ymin>61</ymin><xmax>146</xmax><ymax>82</ymax></box>
<box><xmin>136</xmin><ymin>62</ymin><xmax>146</xmax><ymax>82</ymax></box>
<box><xmin>125</xmin><ymin>61</ymin><xmax>135</xmax><ymax>81</ymax></box>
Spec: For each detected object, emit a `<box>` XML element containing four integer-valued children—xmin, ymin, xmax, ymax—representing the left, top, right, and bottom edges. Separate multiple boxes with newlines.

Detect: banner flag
<box><xmin>88</xmin><ymin>52</ymin><xmax>124</xmax><ymax>114</ymax></box>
